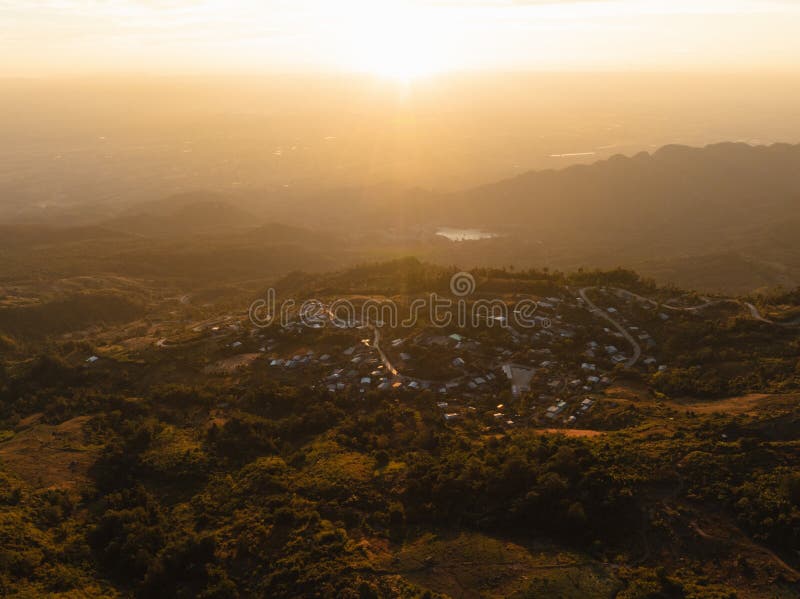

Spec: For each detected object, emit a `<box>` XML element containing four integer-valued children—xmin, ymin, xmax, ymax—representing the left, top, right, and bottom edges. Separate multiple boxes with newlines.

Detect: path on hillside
<box><xmin>614</xmin><ymin>288</ymin><xmax>730</xmax><ymax>312</ymax></box>
<box><xmin>579</xmin><ymin>287</ymin><xmax>642</xmax><ymax>368</ymax></box>
<box><xmin>369</xmin><ymin>325</ymin><xmax>399</xmax><ymax>377</ymax></box>
<box><xmin>614</xmin><ymin>287</ymin><xmax>800</xmax><ymax>327</ymax></box>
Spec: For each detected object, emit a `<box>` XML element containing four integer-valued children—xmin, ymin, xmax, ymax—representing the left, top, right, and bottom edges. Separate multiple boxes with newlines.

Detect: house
<box><xmin>437</xmin><ymin>402</ymin><xmax>449</xmax><ymax>408</ymax></box>
<box><xmin>605</xmin><ymin>345</ymin><xmax>619</xmax><ymax>355</ymax></box>
<box><xmin>612</xmin><ymin>354</ymin><xmax>627</xmax><ymax>364</ymax></box>
<box><xmin>581</xmin><ymin>363</ymin><xmax>596</xmax><ymax>371</ymax></box>
<box><xmin>86</xmin><ymin>356</ymin><xmax>99</xmax><ymax>363</ymax></box>
<box><xmin>360</xmin><ymin>377</ymin><xmax>372</xmax><ymax>386</ymax></box>
<box><xmin>452</xmin><ymin>357</ymin><xmax>466</xmax><ymax>368</ymax></box>
<box><xmin>231</xmin><ymin>341</ymin><xmax>243</xmax><ymax>349</ymax></box>
<box><xmin>400</xmin><ymin>352</ymin><xmax>412</xmax><ymax>361</ymax></box>
<box><xmin>444</xmin><ymin>413</ymin><xmax>459</xmax><ymax>421</ymax></box>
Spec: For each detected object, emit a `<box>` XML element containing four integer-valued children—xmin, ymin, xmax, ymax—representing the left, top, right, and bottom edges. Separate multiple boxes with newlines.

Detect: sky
<box><xmin>3</xmin><ymin>0</ymin><xmax>800</xmax><ymax>78</ymax></box>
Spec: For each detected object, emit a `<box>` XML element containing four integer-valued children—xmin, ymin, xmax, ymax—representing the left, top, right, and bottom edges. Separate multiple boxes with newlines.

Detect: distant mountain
<box><xmin>0</xmin><ymin>224</ymin><xmax>123</xmax><ymax>248</ymax></box>
<box><xmin>404</xmin><ymin>142</ymin><xmax>800</xmax><ymax>292</ymax></box>
<box><xmin>443</xmin><ymin>143</ymin><xmax>800</xmax><ymax>242</ymax></box>
<box><xmin>245</xmin><ymin>222</ymin><xmax>339</xmax><ymax>247</ymax></box>
<box><xmin>102</xmin><ymin>193</ymin><xmax>257</xmax><ymax>237</ymax></box>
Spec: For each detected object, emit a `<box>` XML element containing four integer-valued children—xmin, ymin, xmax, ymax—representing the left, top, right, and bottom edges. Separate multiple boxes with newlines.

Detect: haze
<box><xmin>4</xmin><ymin>0</ymin><xmax>800</xmax><ymax>77</ymax></box>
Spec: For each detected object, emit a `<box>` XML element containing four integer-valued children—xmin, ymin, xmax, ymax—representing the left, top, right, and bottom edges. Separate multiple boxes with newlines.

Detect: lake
<box><xmin>436</xmin><ymin>227</ymin><xmax>497</xmax><ymax>242</ymax></box>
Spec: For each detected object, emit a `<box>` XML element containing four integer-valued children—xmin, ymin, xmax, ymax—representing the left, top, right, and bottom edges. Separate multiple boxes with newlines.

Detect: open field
<box><xmin>663</xmin><ymin>393</ymin><xmax>797</xmax><ymax>416</ymax></box>
<box><xmin>0</xmin><ymin>414</ymin><xmax>99</xmax><ymax>490</ymax></box>
<box><xmin>371</xmin><ymin>532</ymin><xmax>618</xmax><ymax>599</ymax></box>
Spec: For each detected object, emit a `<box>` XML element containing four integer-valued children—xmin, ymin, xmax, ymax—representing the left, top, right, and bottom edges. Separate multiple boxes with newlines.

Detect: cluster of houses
<box><xmin>182</xmin><ymin>285</ymin><xmax>674</xmax><ymax>430</ymax></box>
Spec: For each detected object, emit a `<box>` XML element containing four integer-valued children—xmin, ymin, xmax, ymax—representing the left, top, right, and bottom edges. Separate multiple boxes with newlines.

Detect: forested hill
<box><xmin>439</xmin><ymin>142</ymin><xmax>800</xmax><ymax>236</ymax></box>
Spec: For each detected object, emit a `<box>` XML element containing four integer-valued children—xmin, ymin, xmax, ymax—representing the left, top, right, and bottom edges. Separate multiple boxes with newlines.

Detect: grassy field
<box><xmin>0</xmin><ymin>414</ymin><xmax>99</xmax><ymax>490</ymax></box>
<box><xmin>371</xmin><ymin>532</ymin><xmax>619</xmax><ymax>599</ymax></box>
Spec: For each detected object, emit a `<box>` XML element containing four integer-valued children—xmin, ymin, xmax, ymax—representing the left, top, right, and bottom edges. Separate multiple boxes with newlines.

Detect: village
<box><xmin>104</xmin><ymin>285</ymin><xmax>674</xmax><ymax>433</ymax></box>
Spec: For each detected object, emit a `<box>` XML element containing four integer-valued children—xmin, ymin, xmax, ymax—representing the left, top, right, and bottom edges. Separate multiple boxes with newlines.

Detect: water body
<box><xmin>549</xmin><ymin>151</ymin><xmax>596</xmax><ymax>158</ymax></box>
<box><xmin>436</xmin><ymin>227</ymin><xmax>497</xmax><ymax>242</ymax></box>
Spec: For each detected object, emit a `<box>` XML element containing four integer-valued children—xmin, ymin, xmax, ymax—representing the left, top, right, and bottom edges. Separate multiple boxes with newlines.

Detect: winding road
<box><xmin>614</xmin><ymin>288</ymin><xmax>800</xmax><ymax>327</ymax></box>
<box><xmin>579</xmin><ymin>287</ymin><xmax>642</xmax><ymax>368</ymax></box>
<box><xmin>369</xmin><ymin>325</ymin><xmax>399</xmax><ymax>377</ymax></box>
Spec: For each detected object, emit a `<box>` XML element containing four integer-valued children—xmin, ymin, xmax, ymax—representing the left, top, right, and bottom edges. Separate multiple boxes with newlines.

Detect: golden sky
<box><xmin>3</xmin><ymin>0</ymin><xmax>800</xmax><ymax>78</ymax></box>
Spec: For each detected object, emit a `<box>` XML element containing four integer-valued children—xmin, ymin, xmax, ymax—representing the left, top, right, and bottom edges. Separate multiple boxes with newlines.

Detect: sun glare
<box><xmin>337</xmin><ymin>1</ymin><xmax>457</xmax><ymax>82</ymax></box>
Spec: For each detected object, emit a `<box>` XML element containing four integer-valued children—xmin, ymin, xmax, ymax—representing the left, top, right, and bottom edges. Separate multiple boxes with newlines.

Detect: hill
<box><xmin>102</xmin><ymin>193</ymin><xmax>257</xmax><ymax>237</ymax></box>
<box><xmin>443</xmin><ymin>143</ymin><xmax>800</xmax><ymax>237</ymax></box>
<box><xmin>1</xmin><ymin>259</ymin><xmax>799</xmax><ymax>597</ymax></box>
